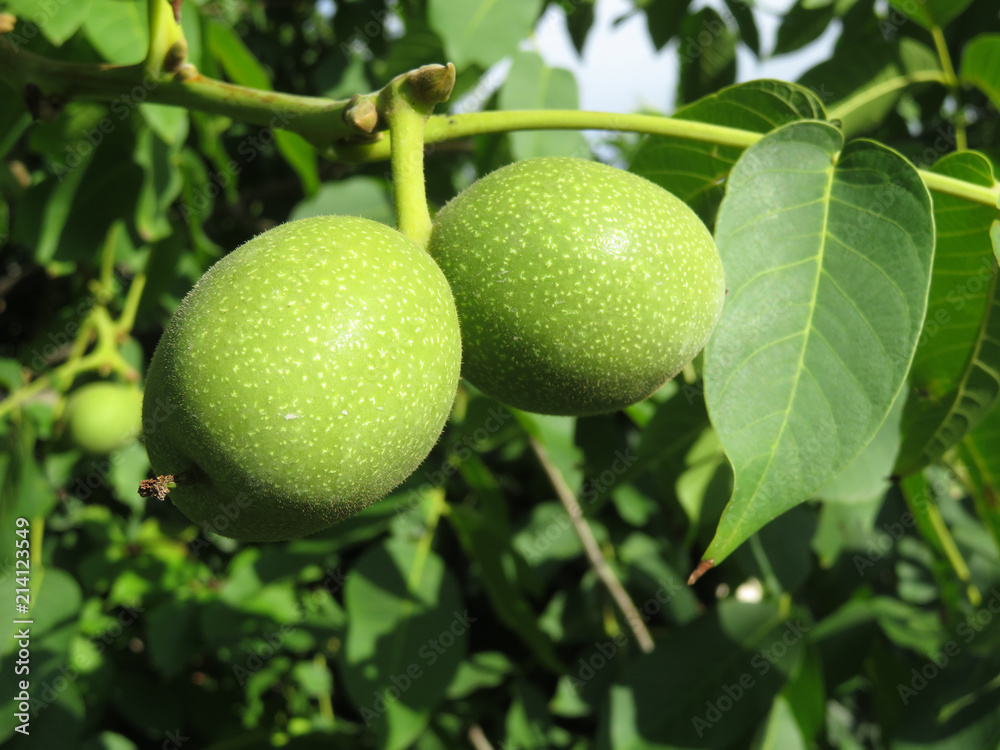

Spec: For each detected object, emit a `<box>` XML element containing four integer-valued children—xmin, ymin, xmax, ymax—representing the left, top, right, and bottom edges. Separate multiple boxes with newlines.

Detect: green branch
<box><xmin>0</xmin><ymin>36</ymin><xmax>364</xmax><ymax>151</ymax></box>
<box><xmin>2</xmin><ymin>33</ymin><xmax>998</xmax><ymax>210</ymax></box>
<box><xmin>341</xmin><ymin>109</ymin><xmax>762</xmax><ymax>162</ymax></box>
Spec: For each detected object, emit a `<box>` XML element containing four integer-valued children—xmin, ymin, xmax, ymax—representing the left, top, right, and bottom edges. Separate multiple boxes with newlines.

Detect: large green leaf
<box><xmin>630</xmin><ymin>79</ymin><xmax>825</xmax><ymax>222</ymax></box>
<box><xmin>428</xmin><ymin>0</ymin><xmax>542</xmax><ymax>70</ymax></box>
<box><xmin>498</xmin><ymin>51</ymin><xmax>587</xmax><ymax>161</ymax></box>
<box><xmin>960</xmin><ymin>34</ymin><xmax>1000</xmax><ymax>113</ymax></box>
<box><xmin>801</xmin><ymin>38</ymin><xmax>941</xmax><ymax>137</ymax></box>
<box><xmin>702</xmin><ymin>121</ymin><xmax>934</xmax><ymax>564</ymax></box>
<box><xmin>895</xmin><ymin>151</ymin><xmax>1000</xmax><ymax>475</ymax></box>
<box><xmin>341</xmin><ymin>537</ymin><xmax>468</xmax><ymax>750</ymax></box>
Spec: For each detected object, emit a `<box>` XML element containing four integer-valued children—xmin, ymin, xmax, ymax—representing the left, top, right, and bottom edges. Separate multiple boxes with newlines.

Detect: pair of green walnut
<box><xmin>141</xmin><ymin>157</ymin><xmax>726</xmax><ymax>541</ymax></box>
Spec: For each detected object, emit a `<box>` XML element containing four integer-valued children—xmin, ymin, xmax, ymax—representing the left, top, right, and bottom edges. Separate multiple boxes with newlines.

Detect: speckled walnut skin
<box><xmin>427</xmin><ymin>157</ymin><xmax>726</xmax><ymax>416</ymax></box>
<box><xmin>142</xmin><ymin>216</ymin><xmax>462</xmax><ymax>541</ymax></box>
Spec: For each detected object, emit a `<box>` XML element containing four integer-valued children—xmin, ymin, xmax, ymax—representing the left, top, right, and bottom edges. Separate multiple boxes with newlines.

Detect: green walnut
<box><xmin>64</xmin><ymin>381</ymin><xmax>143</xmax><ymax>455</ymax></box>
<box><xmin>427</xmin><ymin>157</ymin><xmax>726</xmax><ymax>416</ymax></box>
<box><xmin>141</xmin><ymin>216</ymin><xmax>461</xmax><ymax>542</ymax></box>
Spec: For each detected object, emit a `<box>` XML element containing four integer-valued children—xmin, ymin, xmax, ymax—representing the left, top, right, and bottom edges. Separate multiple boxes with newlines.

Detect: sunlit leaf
<box><xmin>702</xmin><ymin>121</ymin><xmax>934</xmax><ymax>564</ymax></box>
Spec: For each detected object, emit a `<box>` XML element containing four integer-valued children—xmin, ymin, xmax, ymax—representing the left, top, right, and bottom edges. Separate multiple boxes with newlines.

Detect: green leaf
<box><xmin>630</xmin><ymin>79</ymin><xmax>825</xmax><ymax>222</ymax></box>
<box><xmin>677</xmin><ymin>8</ymin><xmax>737</xmax><ymax>106</ymax></box>
<box><xmin>25</xmin><ymin>568</ymin><xmax>82</xmax><ymax>642</ymax></box>
<box><xmin>274</xmin><ymin>130</ymin><xmax>320</xmax><ymax>196</ymax></box>
<box><xmin>498</xmin><ymin>52</ymin><xmax>588</xmax><ymax>161</ymax></box>
<box><xmin>892</xmin><ymin>688</ymin><xmax>1000</xmax><ymax>749</ymax></box>
<box><xmin>180</xmin><ymin>0</ymin><xmax>202</xmax><ymax>68</ymax></box>
<box><xmin>641</xmin><ymin>0</ymin><xmax>693</xmax><ymax>50</ymax></box>
<box><xmin>428</xmin><ymin>0</ymin><xmax>542</xmax><ymax>70</ymax></box>
<box><xmin>206</xmin><ymin>19</ymin><xmax>272</xmax><ymax>90</ymax></box>
<box><xmin>292</xmin><ymin>659</ymin><xmax>333</xmax><ymax>698</ymax></box>
<box><xmin>802</xmin><ymin>38</ymin><xmax>941</xmax><ymax>137</ymax></box>
<box><xmin>147</xmin><ymin>598</ymin><xmax>201</xmax><ymax>679</ymax></box>
<box><xmin>752</xmin><ymin>696</ymin><xmax>808</xmax><ymax>750</ymax></box>
<box><xmin>19</xmin><ymin>128</ymin><xmax>144</xmax><ymax>266</ymax></box>
<box><xmin>599</xmin><ymin>601</ymin><xmax>805</xmax><ymax>749</ymax></box>
<box><xmin>374</xmin><ymin>14</ymin><xmax>447</xmax><ymax>81</ymax></box>
<box><xmin>204</xmin><ymin>17</ymin><xmax>317</xmax><ymax>188</ymax></box>
<box><xmin>446</xmin><ymin>651</ymin><xmax>514</xmax><ymax>699</ymax></box>
<box><xmin>702</xmin><ymin>121</ymin><xmax>934</xmax><ymax>564</ymax></box>
<box><xmin>4</xmin><ymin>0</ymin><xmax>92</xmax><ymax>45</ymax></box>
<box><xmin>888</xmin><ymin>0</ymin><xmax>974</xmax><ymax>31</ymax></box>
<box><xmin>774</xmin><ymin>0</ymin><xmax>836</xmax><ymax>56</ymax></box>
<box><xmin>514</xmin><ymin>411</ymin><xmax>583</xmax><ymax>493</ymax></box>
<box><xmin>139</xmin><ymin>103</ymin><xmax>190</xmax><ymax>147</ymax></box>
<box><xmin>781</xmin><ymin>643</ymin><xmax>826</xmax><ymax>740</ymax></box>
<box><xmin>566</xmin><ymin>0</ymin><xmax>597</xmax><ymax>54</ymax></box>
<box><xmin>134</xmin><ymin>126</ymin><xmax>184</xmax><ymax>243</ymax></box>
<box><xmin>960</xmin><ymin>34</ymin><xmax>1000</xmax><ymax>113</ymax></box>
<box><xmin>108</xmin><ymin>443</ymin><xmax>152</xmax><ymax>512</ymax></box>
<box><xmin>818</xmin><ymin>388</ymin><xmax>906</xmax><ymax>503</ymax></box>
<box><xmin>82</xmin><ymin>732</ymin><xmax>139</xmax><ymax>750</ymax></box>
<box><xmin>84</xmin><ymin>0</ymin><xmax>148</xmax><ymax>65</ymax></box>
<box><xmin>725</xmin><ymin>0</ymin><xmax>760</xmax><ymax>56</ymax></box>
<box><xmin>960</xmin><ymin>408</ymin><xmax>1000</xmax><ymax>563</ymax></box>
<box><xmin>895</xmin><ymin>152</ymin><xmax>1000</xmax><ymax>475</ymax></box>
<box><xmin>505</xmin><ymin>680</ymin><xmax>553</xmax><ymax>749</ymax></box>
<box><xmin>289</xmin><ymin>176</ymin><xmax>394</xmax><ymax>226</ymax></box>
<box><xmin>514</xmin><ymin>502</ymin><xmax>585</xmax><ymax>564</ymax></box>
<box><xmin>341</xmin><ymin>537</ymin><xmax>468</xmax><ymax>750</ymax></box>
